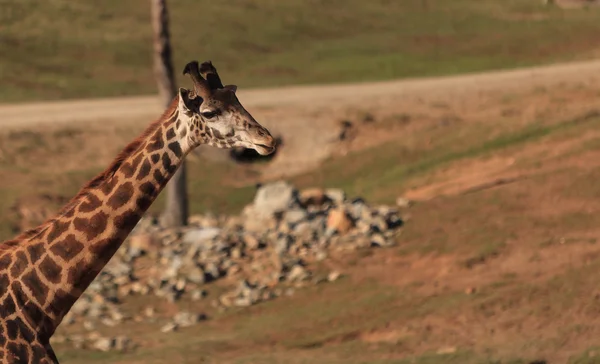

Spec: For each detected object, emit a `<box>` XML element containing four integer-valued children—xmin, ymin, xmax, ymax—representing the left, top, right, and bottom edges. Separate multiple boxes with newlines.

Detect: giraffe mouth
<box><xmin>254</xmin><ymin>143</ymin><xmax>276</xmax><ymax>155</ymax></box>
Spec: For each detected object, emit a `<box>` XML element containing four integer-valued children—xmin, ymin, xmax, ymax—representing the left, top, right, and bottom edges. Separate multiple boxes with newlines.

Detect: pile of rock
<box><xmin>52</xmin><ymin>181</ymin><xmax>405</xmax><ymax>351</ymax></box>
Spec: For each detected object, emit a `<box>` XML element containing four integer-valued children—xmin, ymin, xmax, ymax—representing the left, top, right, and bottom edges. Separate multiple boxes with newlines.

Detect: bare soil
<box><xmin>2</xmin><ymin>59</ymin><xmax>600</xmax><ymax>181</ymax></box>
<box><xmin>3</xmin><ymin>59</ymin><xmax>600</xmax><ymax>363</ymax></box>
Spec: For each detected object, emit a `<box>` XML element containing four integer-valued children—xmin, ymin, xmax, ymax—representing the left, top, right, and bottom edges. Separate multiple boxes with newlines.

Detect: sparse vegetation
<box><xmin>2</xmin><ymin>1</ymin><xmax>600</xmax><ymax>363</ymax></box>
<box><xmin>1</xmin><ymin>0</ymin><xmax>600</xmax><ymax>102</ymax></box>
<box><xmin>2</xmin><ymin>78</ymin><xmax>600</xmax><ymax>362</ymax></box>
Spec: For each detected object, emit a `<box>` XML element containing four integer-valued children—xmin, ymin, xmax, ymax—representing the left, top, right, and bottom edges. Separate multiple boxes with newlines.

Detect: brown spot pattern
<box><xmin>146</xmin><ymin>129</ymin><xmax>165</xmax><ymax>152</ymax></box>
<box><xmin>153</xmin><ymin>169</ymin><xmax>166</xmax><ymax>185</ymax></box>
<box><xmin>166</xmin><ymin>128</ymin><xmax>176</xmax><ymax>140</ymax></box>
<box><xmin>26</xmin><ymin>243</ymin><xmax>45</xmax><ymax>264</ymax></box>
<box><xmin>9</xmin><ymin>253</ymin><xmax>27</xmax><ymax>279</ymax></box>
<box><xmin>0</xmin><ymin>294</ymin><xmax>15</xmax><ymax>315</ymax></box>
<box><xmin>46</xmin><ymin>220</ymin><xmax>70</xmax><ymax>243</ymax></box>
<box><xmin>68</xmin><ymin>260</ymin><xmax>99</xmax><ymax>292</ymax></box>
<box><xmin>31</xmin><ymin>344</ymin><xmax>47</xmax><ymax>363</ymax></box>
<box><xmin>75</xmin><ymin>211</ymin><xmax>108</xmax><ymax>241</ymax></box>
<box><xmin>13</xmin><ymin>317</ymin><xmax>34</xmax><ymax>341</ymax></box>
<box><xmin>137</xmin><ymin>159</ymin><xmax>152</xmax><ymax>180</ymax></box>
<box><xmin>120</xmin><ymin>154</ymin><xmax>143</xmax><ymax>178</ymax></box>
<box><xmin>5</xmin><ymin>323</ymin><xmax>18</xmax><ymax>340</ymax></box>
<box><xmin>162</xmin><ymin>153</ymin><xmax>176</xmax><ymax>174</ymax></box>
<box><xmin>10</xmin><ymin>281</ymin><xmax>28</xmax><ymax>309</ymax></box>
<box><xmin>22</xmin><ymin>301</ymin><xmax>47</xmax><ymax>332</ymax></box>
<box><xmin>21</xmin><ymin>270</ymin><xmax>48</xmax><ymax>305</ymax></box>
<box><xmin>39</xmin><ymin>257</ymin><xmax>62</xmax><ymax>284</ymax></box>
<box><xmin>114</xmin><ymin>210</ymin><xmax>140</xmax><ymax>231</ymax></box>
<box><xmin>48</xmin><ymin>288</ymin><xmax>73</xmax><ymax>318</ymax></box>
<box><xmin>7</xmin><ymin>342</ymin><xmax>30</xmax><ymax>363</ymax></box>
<box><xmin>107</xmin><ymin>182</ymin><xmax>134</xmax><ymax>210</ymax></box>
<box><xmin>88</xmin><ymin>237</ymin><xmax>121</xmax><ymax>262</ymax></box>
<box><xmin>168</xmin><ymin>141</ymin><xmax>183</xmax><ymax>158</ymax></box>
<box><xmin>79</xmin><ymin>193</ymin><xmax>102</xmax><ymax>213</ymax></box>
<box><xmin>0</xmin><ymin>273</ymin><xmax>8</xmax><ymax>295</ymax></box>
<box><xmin>101</xmin><ymin>175</ymin><xmax>119</xmax><ymax>195</ymax></box>
<box><xmin>50</xmin><ymin>234</ymin><xmax>84</xmax><ymax>261</ymax></box>
<box><xmin>0</xmin><ymin>96</ymin><xmax>212</xmax><ymax>358</ymax></box>
<box><xmin>137</xmin><ymin>182</ymin><xmax>157</xmax><ymax>211</ymax></box>
<box><xmin>0</xmin><ymin>254</ymin><xmax>12</xmax><ymax>269</ymax></box>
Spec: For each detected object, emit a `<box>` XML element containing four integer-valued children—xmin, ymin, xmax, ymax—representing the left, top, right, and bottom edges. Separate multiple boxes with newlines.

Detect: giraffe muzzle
<box><xmin>250</xmin><ymin>134</ymin><xmax>277</xmax><ymax>156</ymax></box>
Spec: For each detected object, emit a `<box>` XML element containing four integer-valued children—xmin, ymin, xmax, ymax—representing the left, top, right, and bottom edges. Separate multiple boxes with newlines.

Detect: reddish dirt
<box><xmin>2</xmin><ymin>60</ymin><xmax>600</xmax><ymax>181</ymax></box>
<box><xmin>5</xmin><ymin>59</ymin><xmax>600</xmax><ymax>363</ymax></box>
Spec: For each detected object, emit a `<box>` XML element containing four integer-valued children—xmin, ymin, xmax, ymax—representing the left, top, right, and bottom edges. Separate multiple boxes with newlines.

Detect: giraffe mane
<box><xmin>12</xmin><ymin>96</ymin><xmax>181</xmax><ymax>241</ymax></box>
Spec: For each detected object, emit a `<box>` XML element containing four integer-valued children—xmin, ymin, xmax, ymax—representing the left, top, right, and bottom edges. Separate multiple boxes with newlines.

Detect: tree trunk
<box><xmin>150</xmin><ymin>0</ymin><xmax>188</xmax><ymax>228</ymax></box>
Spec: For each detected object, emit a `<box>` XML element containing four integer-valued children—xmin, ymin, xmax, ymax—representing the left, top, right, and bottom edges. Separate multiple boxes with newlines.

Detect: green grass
<box><xmin>9</xmin><ymin>101</ymin><xmax>600</xmax><ymax>363</ymax></box>
<box><xmin>1</xmin><ymin>0</ymin><xmax>600</xmax><ymax>102</ymax></box>
<box><xmin>293</xmin><ymin>112</ymin><xmax>600</xmax><ymax>205</ymax></box>
<box><xmin>569</xmin><ymin>347</ymin><xmax>600</xmax><ymax>364</ymax></box>
<box><xmin>461</xmin><ymin>240</ymin><xmax>507</xmax><ymax>269</ymax></box>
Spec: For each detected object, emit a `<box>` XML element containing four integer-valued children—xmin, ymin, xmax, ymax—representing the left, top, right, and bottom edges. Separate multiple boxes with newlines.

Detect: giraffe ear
<box><xmin>223</xmin><ymin>84</ymin><xmax>237</xmax><ymax>94</ymax></box>
<box><xmin>177</xmin><ymin>87</ymin><xmax>200</xmax><ymax>114</ymax></box>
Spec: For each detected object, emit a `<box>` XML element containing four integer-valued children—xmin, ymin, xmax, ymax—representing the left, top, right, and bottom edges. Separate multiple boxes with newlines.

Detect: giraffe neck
<box><xmin>0</xmin><ymin>97</ymin><xmax>192</xmax><ymax>340</ymax></box>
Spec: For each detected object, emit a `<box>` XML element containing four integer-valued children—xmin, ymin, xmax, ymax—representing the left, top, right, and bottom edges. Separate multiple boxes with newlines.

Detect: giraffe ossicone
<box><xmin>0</xmin><ymin>60</ymin><xmax>276</xmax><ymax>363</ymax></box>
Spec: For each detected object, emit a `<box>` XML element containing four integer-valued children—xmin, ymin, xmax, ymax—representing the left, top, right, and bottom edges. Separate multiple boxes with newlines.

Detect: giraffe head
<box><xmin>176</xmin><ymin>60</ymin><xmax>276</xmax><ymax>155</ymax></box>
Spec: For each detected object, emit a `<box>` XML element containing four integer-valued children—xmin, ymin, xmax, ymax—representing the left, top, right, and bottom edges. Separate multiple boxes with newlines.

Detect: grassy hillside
<box><xmin>1</xmin><ymin>0</ymin><xmax>600</xmax><ymax>102</ymax></box>
<box><xmin>32</xmin><ymin>91</ymin><xmax>600</xmax><ymax>363</ymax></box>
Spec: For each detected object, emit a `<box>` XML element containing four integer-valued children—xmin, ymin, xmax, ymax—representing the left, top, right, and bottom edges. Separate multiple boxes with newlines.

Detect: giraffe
<box><xmin>0</xmin><ymin>60</ymin><xmax>276</xmax><ymax>363</ymax></box>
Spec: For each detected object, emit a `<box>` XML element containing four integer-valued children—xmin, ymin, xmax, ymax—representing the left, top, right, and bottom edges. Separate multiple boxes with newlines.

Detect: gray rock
<box><xmin>253</xmin><ymin>181</ymin><xmax>298</xmax><ymax>217</ymax></box>
<box><xmin>293</xmin><ymin>221</ymin><xmax>313</xmax><ymax>236</ymax></box>
<box><xmin>325</xmin><ymin>188</ymin><xmax>345</xmax><ymax>204</ymax></box>
<box><xmin>287</xmin><ymin>264</ymin><xmax>309</xmax><ymax>282</ymax></box>
<box><xmin>160</xmin><ymin>322</ymin><xmax>178</xmax><ymax>333</ymax></box>
<box><xmin>191</xmin><ymin>289</ymin><xmax>207</xmax><ymax>301</ymax></box>
<box><xmin>92</xmin><ymin>337</ymin><xmax>114</xmax><ymax>352</ymax></box>
<box><xmin>71</xmin><ymin>336</ymin><xmax>86</xmax><ymax>349</ymax></box>
<box><xmin>104</xmin><ymin>260</ymin><xmax>132</xmax><ymax>277</ymax></box>
<box><xmin>100</xmin><ymin>318</ymin><xmax>117</xmax><ymax>327</ymax></box>
<box><xmin>182</xmin><ymin>227</ymin><xmax>221</xmax><ymax>246</ymax></box>
<box><xmin>83</xmin><ymin>320</ymin><xmax>96</xmax><ymax>331</ymax></box>
<box><xmin>285</xmin><ymin>209</ymin><xmax>308</xmax><ymax>225</ymax></box>
<box><xmin>143</xmin><ymin>306</ymin><xmax>155</xmax><ymax>318</ymax></box>
<box><xmin>234</xmin><ymin>296</ymin><xmax>254</xmax><ymax>307</ymax></box>
<box><xmin>236</xmin><ymin>279</ymin><xmax>254</xmax><ymax>297</ymax></box>
<box><xmin>54</xmin><ymin>183</ymin><xmax>407</xmax><ymax>337</ymax></box>
<box><xmin>371</xmin><ymin>234</ymin><xmax>392</xmax><ymax>247</ymax></box>
<box><xmin>62</xmin><ymin>312</ymin><xmax>75</xmax><ymax>326</ymax></box>
<box><xmin>328</xmin><ymin>271</ymin><xmax>342</xmax><ymax>282</ymax></box>
<box><xmin>204</xmin><ymin>262</ymin><xmax>221</xmax><ymax>281</ymax></box>
<box><xmin>163</xmin><ymin>256</ymin><xmax>183</xmax><ymax>280</ymax></box>
<box><xmin>369</xmin><ymin>216</ymin><xmax>388</xmax><ymax>233</ymax></box>
<box><xmin>173</xmin><ymin>311</ymin><xmax>206</xmax><ymax>327</ymax></box>
<box><xmin>230</xmin><ymin>247</ymin><xmax>243</xmax><ymax>259</ymax></box>
<box><xmin>175</xmin><ymin>278</ymin><xmax>187</xmax><ymax>292</ymax></box>
<box><xmin>51</xmin><ymin>335</ymin><xmax>67</xmax><ymax>345</ymax></box>
<box><xmin>86</xmin><ymin>331</ymin><xmax>102</xmax><ymax>342</ymax></box>
<box><xmin>395</xmin><ymin>197</ymin><xmax>411</xmax><ymax>208</ymax></box>
<box><xmin>347</xmin><ymin>201</ymin><xmax>368</xmax><ymax>220</ymax></box>
<box><xmin>187</xmin><ymin>267</ymin><xmax>206</xmax><ymax>285</ymax></box>
<box><xmin>274</xmin><ymin>235</ymin><xmax>292</xmax><ymax>256</ymax></box>
<box><xmin>315</xmin><ymin>250</ymin><xmax>328</xmax><ymax>261</ymax></box>
<box><xmin>242</xmin><ymin>234</ymin><xmax>262</xmax><ymax>250</ymax></box>
<box><xmin>114</xmin><ymin>336</ymin><xmax>133</xmax><ymax>352</ymax></box>
<box><xmin>86</xmin><ymin>306</ymin><xmax>103</xmax><ymax>319</ymax></box>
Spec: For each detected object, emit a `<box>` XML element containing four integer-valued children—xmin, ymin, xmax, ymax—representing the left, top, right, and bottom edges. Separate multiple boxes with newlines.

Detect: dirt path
<box><xmin>1</xmin><ymin>59</ymin><xmax>599</xmax><ymax>127</ymax></box>
<box><xmin>1</xmin><ymin>59</ymin><xmax>599</xmax><ymax>178</ymax></box>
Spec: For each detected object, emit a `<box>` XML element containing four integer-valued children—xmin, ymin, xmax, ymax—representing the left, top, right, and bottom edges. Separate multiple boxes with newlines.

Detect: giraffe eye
<box><xmin>201</xmin><ymin>110</ymin><xmax>219</xmax><ymax>119</ymax></box>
